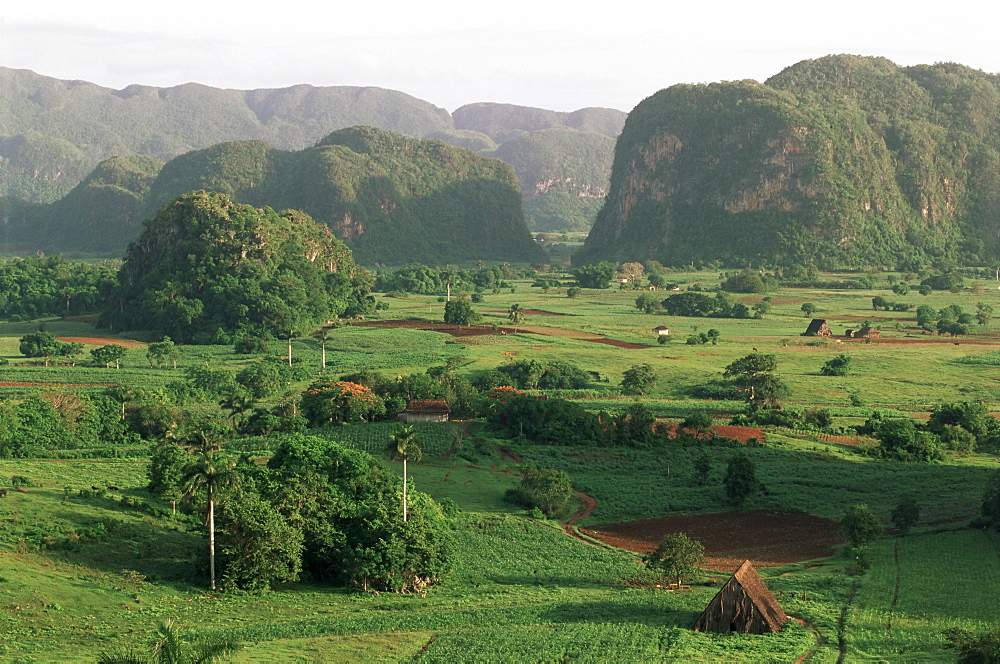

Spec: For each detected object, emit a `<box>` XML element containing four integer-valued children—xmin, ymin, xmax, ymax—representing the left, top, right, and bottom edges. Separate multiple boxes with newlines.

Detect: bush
<box><xmin>820</xmin><ymin>354</ymin><xmax>852</xmax><ymax>376</ymax></box>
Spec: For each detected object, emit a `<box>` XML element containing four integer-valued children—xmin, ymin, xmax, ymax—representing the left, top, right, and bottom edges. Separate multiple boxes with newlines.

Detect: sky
<box><xmin>1</xmin><ymin>1</ymin><xmax>998</xmax><ymax>113</ymax></box>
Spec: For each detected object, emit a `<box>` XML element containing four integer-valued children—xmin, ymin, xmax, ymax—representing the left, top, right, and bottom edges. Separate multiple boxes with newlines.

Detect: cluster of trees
<box><xmin>17</xmin><ymin>330</ymin><xmax>83</xmax><ymax>365</ymax></box>
<box><xmin>0</xmin><ymin>255</ymin><xmax>119</xmax><ymax>320</ymax></box>
<box><xmin>374</xmin><ymin>263</ymin><xmax>524</xmax><ymax>295</ymax></box>
<box><xmin>504</xmin><ymin>465</ymin><xmax>574</xmax><ymax>517</ymax></box>
<box><xmin>657</xmin><ymin>291</ymin><xmax>765</xmax><ymax>319</ymax></box>
<box><xmin>100</xmin><ymin>192</ymin><xmax>374</xmax><ymax>344</ymax></box>
<box><xmin>914</xmin><ymin>303</ymin><xmax>991</xmax><ymax>336</ymax></box>
<box><xmin>148</xmin><ymin>432</ymin><xmax>453</xmax><ymax>593</ymax></box>
<box><xmin>854</xmin><ymin>401</ymin><xmax>1000</xmax><ymax>461</ymax></box>
<box><xmin>475</xmin><ymin>359</ymin><xmax>591</xmax><ymax>392</ymax></box>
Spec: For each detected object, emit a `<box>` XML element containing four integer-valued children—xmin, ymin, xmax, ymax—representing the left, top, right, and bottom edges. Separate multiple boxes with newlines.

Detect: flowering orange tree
<box><xmin>301</xmin><ymin>379</ymin><xmax>386</xmax><ymax>426</ymax></box>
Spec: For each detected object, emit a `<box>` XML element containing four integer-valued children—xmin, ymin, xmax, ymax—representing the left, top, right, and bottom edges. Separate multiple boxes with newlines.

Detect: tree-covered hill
<box><xmin>0</xmin><ymin>68</ymin><xmax>623</xmax><ymax>235</ymax></box>
<box><xmin>12</xmin><ymin>127</ymin><xmax>545</xmax><ymax>264</ymax></box>
<box><xmin>101</xmin><ymin>191</ymin><xmax>369</xmax><ymax>343</ymax></box>
<box><xmin>577</xmin><ymin>55</ymin><xmax>1000</xmax><ymax>268</ymax></box>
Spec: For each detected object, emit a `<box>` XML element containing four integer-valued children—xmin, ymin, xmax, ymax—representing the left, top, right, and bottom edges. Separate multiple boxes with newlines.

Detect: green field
<box><xmin>1</xmin><ymin>272</ymin><xmax>999</xmax><ymax>661</ymax></box>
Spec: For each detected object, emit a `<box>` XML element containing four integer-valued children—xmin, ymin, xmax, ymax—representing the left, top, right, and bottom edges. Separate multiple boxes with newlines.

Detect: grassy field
<box><xmin>1</xmin><ymin>271</ymin><xmax>999</xmax><ymax>661</ymax></box>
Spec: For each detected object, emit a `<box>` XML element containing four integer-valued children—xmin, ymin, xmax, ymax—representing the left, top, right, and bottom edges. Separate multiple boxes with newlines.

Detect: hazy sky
<box><xmin>2</xmin><ymin>1</ymin><xmax>997</xmax><ymax>113</ymax></box>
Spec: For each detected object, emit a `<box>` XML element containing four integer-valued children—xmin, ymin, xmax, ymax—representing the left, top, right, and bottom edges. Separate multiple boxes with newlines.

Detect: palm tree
<box><xmin>508</xmin><ymin>303</ymin><xmax>525</xmax><ymax>335</ymax></box>
<box><xmin>181</xmin><ymin>449</ymin><xmax>242</xmax><ymax>590</ymax></box>
<box><xmin>386</xmin><ymin>424</ymin><xmax>422</xmax><ymax>522</ymax></box>
<box><xmin>96</xmin><ymin>618</ymin><xmax>241</xmax><ymax>663</ymax></box>
<box><xmin>314</xmin><ymin>328</ymin><xmax>331</xmax><ymax>370</ymax></box>
<box><xmin>277</xmin><ymin>329</ymin><xmax>297</xmax><ymax>367</ymax></box>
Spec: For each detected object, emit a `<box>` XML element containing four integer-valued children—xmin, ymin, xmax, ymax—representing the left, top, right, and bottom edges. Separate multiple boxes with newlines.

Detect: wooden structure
<box><xmin>652</xmin><ymin>325</ymin><xmax>670</xmax><ymax>336</ymax></box>
<box><xmin>692</xmin><ymin>561</ymin><xmax>787</xmax><ymax>634</ymax></box>
<box><xmin>845</xmin><ymin>326</ymin><xmax>881</xmax><ymax>339</ymax></box>
<box><xmin>397</xmin><ymin>399</ymin><xmax>450</xmax><ymax>423</ymax></box>
<box><xmin>802</xmin><ymin>319</ymin><xmax>832</xmax><ymax>337</ymax></box>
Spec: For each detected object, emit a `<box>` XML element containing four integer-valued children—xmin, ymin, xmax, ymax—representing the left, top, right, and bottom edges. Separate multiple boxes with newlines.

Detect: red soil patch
<box><xmin>352</xmin><ymin>320</ymin><xmax>505</xmax><ymax>337</ymax></box>
<box><xmin>56</xmin><ymin>337</ymin><xmax>146</xmax><ymax>347</ymax></box>
<box><xmin>575</xmin><ymin>338</ymin><xmax>651</xmax><ymax>349</ymax></box>
<box><xmin>659</xmin><ymin>421</ymin><xmax>766</xmax><ymax>444</ymax></box>
<box><xmin>581</xmin><ymin>510</ymin><xmax>842</xmax><ymax>570</ymax></box>
<box><xmin>0</xmin><ymin>381</ymin><xmax>116</xmax><ymax>387</ymax></box>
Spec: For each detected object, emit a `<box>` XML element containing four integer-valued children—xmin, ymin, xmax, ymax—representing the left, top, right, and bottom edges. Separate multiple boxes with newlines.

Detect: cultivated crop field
<box><xmin>1</xmin><ymin>270</ymin><xmax>999</xmax><ymax>661</ymax></box>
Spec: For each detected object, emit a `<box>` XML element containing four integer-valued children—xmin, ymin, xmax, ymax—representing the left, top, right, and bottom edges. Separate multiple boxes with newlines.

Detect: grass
<box><xmin>1</xmin><ymin>272</ymin><xmax>1000</xmax><ymax>660</ymax></box>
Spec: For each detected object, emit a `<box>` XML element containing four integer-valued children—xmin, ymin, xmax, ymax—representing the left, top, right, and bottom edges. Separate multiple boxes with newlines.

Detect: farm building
<box><xmin>397</xmin><ymin>399</ymin><xmax>450</xmax><ymax>423</ymax></box>
<box><xmin>692</xmin><ymin>560</ymin><xmax>787</xmax><ymax>634</ymax></box>
<box><xmin>846</xmin><ymin>327</ymin><xmax>881</xmax><ymax>339</ymax></box>
<box><xmin>652</xmin><ymin>326</ymin><xmax>670</xmax><ymax>336</ymax></box>
<box><xmin>802</xmin><ymin>319</ymin><xmax>832</xmax><ymax>337</ymax></box>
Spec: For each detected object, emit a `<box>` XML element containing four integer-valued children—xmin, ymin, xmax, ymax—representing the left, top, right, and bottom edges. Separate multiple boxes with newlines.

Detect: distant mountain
<box><xmin>0</xmin><ymin>67</ymin><xmax>623</xmax><ymax>236</ymax></box>
<box><xmin>578</xmin><ymin>55</ymin><xmax>1000</xmax><ymax>268</ymax></box>
<box><xmin>8</xmin><ymin>127</ymin><xmax>545</xmax><ymax>265</ymax></box>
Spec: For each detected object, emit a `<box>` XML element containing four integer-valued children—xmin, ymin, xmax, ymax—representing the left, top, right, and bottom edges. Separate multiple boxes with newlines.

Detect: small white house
<box><xmin>653</xmin><ymin>326</ymin><xmax>670</xmax><ymax>336</ymax></box>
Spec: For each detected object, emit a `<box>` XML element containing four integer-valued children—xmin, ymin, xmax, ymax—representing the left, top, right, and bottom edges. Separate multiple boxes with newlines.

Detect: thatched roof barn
<box><xmin>802</xmin><ymin>319</ymin><xmax>832</xmax><ymax>337</ymax></box>
<box><xmin>397</xmin><ymin>399</ymin><xmax>451</xmax><ymax>423</ymax></box>
<box><xmin>846</xmin><ymin>327</ymin><xmax>881</xmax><ymax>339</ymax></box>
<box><xmin>692</xmin><ymin>561</ymin><xmax>787</xmax><ymax>634</ymax></box>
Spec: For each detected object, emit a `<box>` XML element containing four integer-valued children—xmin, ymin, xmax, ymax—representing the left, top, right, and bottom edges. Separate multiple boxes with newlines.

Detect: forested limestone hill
<box><xmin>8</xmin><ymin>127</ymin><xmax>545</xmax><ymax>265</ymax></box>
<box><xmin>577</xmin><ymin>55</ymin><xmax>1000</xmax><ymax>268</ymax></box>
<box><xmin>0</xmin><ymin>67</ymin><xmax>622</xmax><ymax>234</ymax></box>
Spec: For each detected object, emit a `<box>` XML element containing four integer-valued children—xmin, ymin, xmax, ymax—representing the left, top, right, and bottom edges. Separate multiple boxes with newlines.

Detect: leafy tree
<box><xmin>566</xmin><ymin>287</ymin><xmax>581</xmax><ymax>298</ymax></box>
<box><xmin>724</xmin><ymin>451</ymin><xmax>761</xmax><ymax>506</ymax></box>
<box><xmin>219</xmin><ymin>494</ymin><xmax>303</xmax><ymax>592</ymax></box>
<box><xmin>518</xmin><ymin>465</ymin><xmax>573</xmax><ymax>516</ymax></box>
<box><xmin>147</xmin><ymin>441</ymin><xmax>188</xmax><ymax>499</ymax></box>
<box><xmin>19</xmin><ymin>330</ymin><xmax>82</xmax><ymax>366</ymax></box>
<box><xmin>982</xmin><ymin>470</ymin><xmax>1000</xmax><ymax>531</ymax></box>
<box><xmin>841</xmin><ymin>503</ymin><xmax>883</xmax><ymax>547</ymax></box>
<box><xmin>943</xmin><ymin>624</ymin><xmax>1000</xmax><ymax>663</ymax></box>
<box><xmin>820</xmin><ymin>354</ymin><xmax>852</xmax><ymax>376</ymax></box>
<box><xmin>91</xmin><ymin>344</ymin><xmax>128</xmax><ymax>369</ymax></box>
<box><xmin>723</xmin><ymin>353</ymin><xmax>787</xmax><ymax>409</ymax></box>
<box><xmin>301</xmin><ymin>379</ymin><xmax>386</xmax><ymax>426</ymax></box>
<box><xmin>146</xmin><ymin>337</ymin><xmax>181</xmax><ymax>369</ymax></box>
<box><xmin>890</xmin><ymin>497</ymin><xmax>920</xmax><ymax>534</ymax></box>
<box><xmin>386</xmin><ymin>424</ymin><xmax>422</xmax><ymax>522</ymax></box>
<box><xmin>443</xmin><ymin>298</ymin><xmax>481</xmax><ymax>326</ymax></box>
<box><xmin>621</xmin><ymin>363</ymin><xmax>656</xmax><ymax>395</ymax></box>
<box><xmin>645</xmin><ymin>532</ymin><xmax>705</xmax><ymax>587</ymax></box>
<box><xmin>693</xmin><ymin>450</ymin><xmax>712</xmax><ymax>486</ymax></box>
<box><xmin>681</xmin><ymin>411</ymin><xmax>714</xmax><ymax>433</ymax></box>
<box><xmin>181</xmin><ymin>448</ymin><xmax>243</xmax><ymax>590</ymax></box>
<box><xmin>233</xmin><ymin>335</ymin><xmax>268</xmax><ymax>355</ymax></box>
<box><xmin>635</xmin><ymin>292</ymin><xmax>661</xmax><ymax>314</ymax></box>
<box><xmin>507</xmin><ymin>303</ymin><xmax>525</xmax><ymax>334</ymax></box>
<box><xmin>891</xmin><ymin>282</ymin><xmax>910</xmax><ymax>295</ymax></box>
<box><xmin>800</xmin><ymin>302</ymin><xmax>818</xmax><ymax>317</ymax></box>
<box><xmin>570</xmin><ymin>262</ymin><xmax>617</xmax><ymax>289</ymax></box>
<box><xmin>235</xmin><ymin>360</ymin><xmax>292</xmax><ymax>400</ymax></box>
<box><xmin>872</xmin><ymin>418</ymin><xmax>944</xmax><ymax>462</ymax></box>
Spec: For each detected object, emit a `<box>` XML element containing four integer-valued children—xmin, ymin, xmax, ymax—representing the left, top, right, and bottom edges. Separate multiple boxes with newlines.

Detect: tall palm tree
<box><xmin>181</xmin><ymin>450</ymin><xmax>242</xmax><ymax>591</ymax></box>
<box><xmin>277</xmin><ymin>329</ymin><xmax>297</xmax><ymax>367</ymax></box>
<box><xmin>386</xmin><ymin>424</ymin><xmax>422</xmax><ymax>522</ymax></box>
<box><xmin>508</xmin><ymin>303</ymin><xmax>525</xmax><ymax>335</ymax></box>
<box><xmin>314</xmin><ymin>328</ymin><xmax>331</xmax><ymax>370</ymax></box>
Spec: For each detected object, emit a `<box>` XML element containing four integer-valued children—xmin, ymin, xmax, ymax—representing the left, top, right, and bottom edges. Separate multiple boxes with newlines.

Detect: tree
<box><xmin>693</xmin><ymin>449</ymin><xmax>712</xmax><ymax>486</ymax></box>
<box><xmin>518</xmin><ymin>465</ymin><xmax>573</xmax><ymax>516</ymax></box>
<box><xmin>386</xmin><ymin>424</ymin><xmax>422</xmax><ymax>522</ymax></box>
<box><xmin>570</xmin><ymin>262</ymin><xmax>617</xmax><ymax>289</ymax></box>
<box><xmin>91</xmin><ymin>344</ymin><xmax>128</xmax><ymax>369</ymax></box>
<box><xmin>443</xmin><ymin>299</ymin><xmax>481</xmax><ymax>326</ymax></box>
<box><xmin>723</xmin><ymin>353</ymin><xmax>787</xmax><ymax>409</ymax></box>
<box><xmin>800</xmin><ymin>302</ymin><xmax>818</xmax><ymax>317</ymax></box>
<box><xmin>96</xmin><ymin>618</ymin><xmax>241</xmax><ymax>664</ymax></box>
<box><xmin>976</xmin><ymin>302</ymin><xmax>993</xmax><ymax>326</ymax></box>
<box><xmin>621</xmin><ymin>363</ymin><xmax>656</xmax><ymax>395</ymax></box>
<box><xmin>146</xmin><ymin>336</ymin><xmax>181</xmax><ymax>369</ymax></box>
<box><xmin>181</xmin><ymin>448</ymin><xmax>243</xmax><ymax>590</ymax></box>
<box><xmin>892</xmin><ymin>282</ymin><xmax>910</xmax><ymax>295</ymax></box>
<box><xmin>890</xmin><ymin>497</ymin><xmax>920</xmax><ymax>534</ymax></box>
<box><xmin>841</xmin><ymin>503</ymin><xmax>883</xmax><ymax>547</ymax></box>
<box><xmin>619</xmin><ymin>262</ymin><xmax>644</xmax><ymax>285</ymax></box>
<box><xmin>507</xmin><ymin>303</ymin><xmax>525</xmax><ymax>334</ymax></box>
<box><xmin>301</xmin><ymin>379</ymin><xmax>386</xmax><ymax>425</ymax></box>
<box><xmin>219</xmin><ymin>494</ymin><xmax>303</xmax><ymax>591</ymax></box>
<box><xmin>820</xmin><ymin>354</ymin><xmax>852</xmax><ymax>376</ymax></box>
<box><xmin>277</xmin><ymin>329</ymin><xmax>297</xmax><ymax>367</ymax></box>
<box><xmin>982</xmin><ymin>470</ymin><xmax>1000</xmax><ymax>530</ymax></box>
<box><xmin>314</xmin><ymin>328</ymin><xmax>332</xmax><ymax>370</ymax></box>
<box><xmin>635</xmin><ymin>292</ymin><xmax>660</xmax><ymax>314</ymax></box>
<box><xmin>724</xmin><ymin>451</ymin><xmax>761</xmax><ymax>506</ymax></box>
<box><xmin>645</xmin><ymin>532</ymin><xmax>705</xmax><ymax>587</ymax></box>
<box><xmin>19</xmin><ymin>330</ymin><xmax>82</xmax><ymax>366</ymax></box>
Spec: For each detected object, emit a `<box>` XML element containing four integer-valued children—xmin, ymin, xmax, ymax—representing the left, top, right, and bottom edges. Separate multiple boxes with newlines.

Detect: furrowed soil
<box><xmin>56</xmin><ymin>336</ymin><xmax>146</xmax><ymax>347</ymax></box>
<box><xmin>581</xmin><ymin>510</ymin><xmax>842</xmax><ymax>571</ymax></box>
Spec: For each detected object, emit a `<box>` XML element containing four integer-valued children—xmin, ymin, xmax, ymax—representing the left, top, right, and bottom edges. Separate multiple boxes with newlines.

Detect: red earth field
<box><xmin>56</xmin><ymin>337</ymin><xmax>146</xmax><ymax>347</ymax></box>
<box><xmin>580</xmin><ymin>510</ymin><xmax>843</xmax><ymax>571</ymax></box>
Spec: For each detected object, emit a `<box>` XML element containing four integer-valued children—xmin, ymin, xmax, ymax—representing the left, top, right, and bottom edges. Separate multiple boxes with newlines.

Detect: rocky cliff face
<box><xmin>578</xmin><ymin>56</ymin><xmax>1000</xmax><ymax>267</ymax></box>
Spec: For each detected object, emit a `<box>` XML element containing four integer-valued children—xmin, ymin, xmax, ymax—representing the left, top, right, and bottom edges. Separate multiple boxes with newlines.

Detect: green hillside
<box><xmin>578</xmin><ymin>55</ymin><xmax>1000</xmax><ymax>269</ymax></box>
<box><xmin>7</xmin><ymin>128</ymin><xmax>546</xmax><ymax>265</ymax></box>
